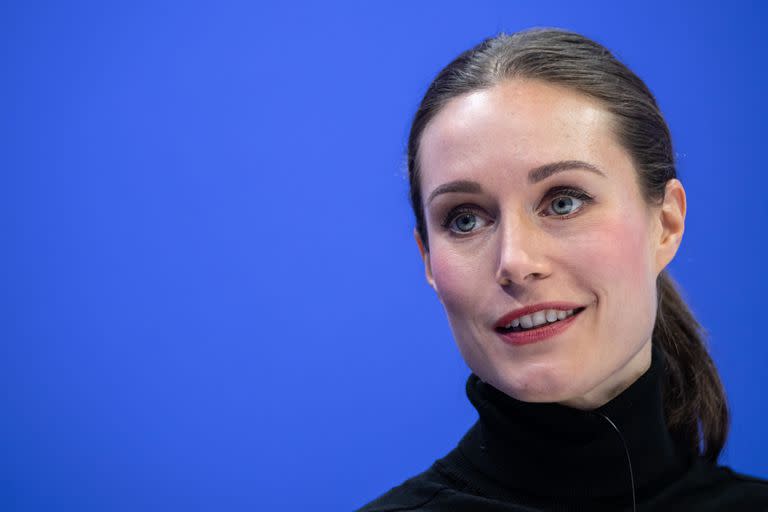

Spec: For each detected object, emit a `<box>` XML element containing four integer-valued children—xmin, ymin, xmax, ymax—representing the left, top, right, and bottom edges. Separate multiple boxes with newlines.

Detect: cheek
<box><xmin>580</xmin><ymin>213</ymin><xmax>656</xmax><ymax>314</ymax></box>
<box><xmin>430</xmin><ymin>254</ymin><xmax>465</xmax><ymax>303</ymax></box>
<box><xmin>428</xmin><ymin>245</ymin><xmax>490</xmax><ymax>366</ymax></box>
<box><xmin>598</xmin><ymin>220</ymin><xmax>648</xmax><ymax>276</ymax></box>
<box><xmin>428</xmin><ymin>245</ymin><xmax>483</xmax><ymax>313</ymax></box>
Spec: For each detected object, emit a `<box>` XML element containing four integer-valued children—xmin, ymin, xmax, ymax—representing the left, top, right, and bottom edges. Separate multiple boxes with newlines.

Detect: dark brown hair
<box><xmin>407</xmin><ymin>28</ymin><xmax>728</xmax><ymax>462</ymax></box>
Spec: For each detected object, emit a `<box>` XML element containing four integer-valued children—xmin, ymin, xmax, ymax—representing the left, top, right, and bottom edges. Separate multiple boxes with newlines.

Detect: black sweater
<box><xmin>357</xmin><ymin>347</ymin><xmax>768</xmax><ymax>511</ymax></box>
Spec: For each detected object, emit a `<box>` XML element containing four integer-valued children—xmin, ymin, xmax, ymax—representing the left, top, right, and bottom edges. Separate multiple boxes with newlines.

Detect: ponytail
<box><xmin>654</xmin><ymin>270</ymin><xmax>729</xmax><ymax>461</ymax></box>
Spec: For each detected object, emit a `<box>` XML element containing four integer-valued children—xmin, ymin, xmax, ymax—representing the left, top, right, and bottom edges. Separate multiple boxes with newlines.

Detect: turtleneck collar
<box><xmin>454</xmin><ymin>344</ymin><xmax>694</xmax><ymax>502</ymax></box>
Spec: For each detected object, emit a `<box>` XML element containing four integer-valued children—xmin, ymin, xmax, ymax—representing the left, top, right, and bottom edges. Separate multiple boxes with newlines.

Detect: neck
<box><xmin>558</xmin><ymin>341</ymin><xmax>652</xmax><ymax>410</ymax></box>
<box><xmin>454</xmin><ymin>344</ymin><xmax>693</xmax><ymax>503</ymax></box>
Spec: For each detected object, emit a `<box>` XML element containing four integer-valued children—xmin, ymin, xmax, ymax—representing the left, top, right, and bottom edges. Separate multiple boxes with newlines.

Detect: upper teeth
<box><xmin>506</xmin><ymin>309</ymin><xmax>574</xmax><ymax>329</ymax></box>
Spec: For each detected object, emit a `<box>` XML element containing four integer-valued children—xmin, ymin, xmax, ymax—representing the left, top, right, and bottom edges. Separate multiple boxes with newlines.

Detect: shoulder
<box><xmin>707</xmin><ymin>465</ymin><xmax>768</xmax><ymax>506</ymax></box>
<box><xmin>354</xmin><ymin>463</ymin><xmax>458</xmax><ymax>512</ymax></box>
<box><xmin>647</xmin><ymin>459</ymin><xmax>768</xmax><ymax>511</ymax></box>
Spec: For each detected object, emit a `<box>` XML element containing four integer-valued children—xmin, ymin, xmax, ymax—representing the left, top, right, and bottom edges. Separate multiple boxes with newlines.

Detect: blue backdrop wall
<box><xmin>3</xmin><ymin>1</ymin><xmax>767</xmax><ymax>510</ymax></box>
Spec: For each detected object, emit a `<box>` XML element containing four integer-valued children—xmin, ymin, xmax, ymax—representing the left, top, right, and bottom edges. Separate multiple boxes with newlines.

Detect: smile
<box><xmin>497</xmin><ymin>307</ymin><xmax>587</xmax><ymax>333</ymax></box>
<box><xmin>495</xmin><ymin>306</ymin><xmax>586</xmax><ymax>346</ymax></box>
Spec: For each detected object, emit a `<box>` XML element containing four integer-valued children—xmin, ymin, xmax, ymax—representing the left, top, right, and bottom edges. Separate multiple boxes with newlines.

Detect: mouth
<box><xmin>495</xmin><ymin>306</ymin><xmax>587</xmax><ymax>334</ymax></box>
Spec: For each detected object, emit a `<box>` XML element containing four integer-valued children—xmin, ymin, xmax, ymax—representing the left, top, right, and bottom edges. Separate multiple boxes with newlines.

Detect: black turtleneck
<box><xmin>453</xmin><ymin>344</ymin><xmax>689</xmax><ymax>505</ymax></box>
<box><xmin>358</xmin><ymin>345</ymin><xmax>768</xmax><ymax>512</ymax></box>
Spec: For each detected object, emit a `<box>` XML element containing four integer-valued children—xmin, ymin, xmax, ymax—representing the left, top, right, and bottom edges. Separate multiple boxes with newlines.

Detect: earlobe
<box><xmin>654</xmin><ymin>179</ymin><xmax>687</xmax><ymax>274</ymax></box>
<box><xmin>414</xmin><ymin>228</ymin><xmax>437</xmax><ymax>291</ymax></box>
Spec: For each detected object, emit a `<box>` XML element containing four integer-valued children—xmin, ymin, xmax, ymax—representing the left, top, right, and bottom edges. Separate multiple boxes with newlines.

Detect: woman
<box><xmin>357</xmin><ymin>28</ymin><xmax>768</xmax><ymax>511</ymax></box>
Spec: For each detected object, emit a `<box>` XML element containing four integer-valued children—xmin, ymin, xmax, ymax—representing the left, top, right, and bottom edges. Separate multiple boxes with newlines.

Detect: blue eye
<box><xmin>452</xmin><ymin>213</ymin><xmax>477</xmax><ymax>232</ymax></box>
<box><xmin>549</xmin><ymin>195</ymin><xmax>583</xmax><ymax>215</ymax></box>
<box><xmin>442</xmin><ymin>207</ymin><xmax>489</xmax><ymax>234</ymax></box>
<box><xmin>542</xmin><ymin>187</ymin><xmax>593</xmax><ymax>217</ymax></box>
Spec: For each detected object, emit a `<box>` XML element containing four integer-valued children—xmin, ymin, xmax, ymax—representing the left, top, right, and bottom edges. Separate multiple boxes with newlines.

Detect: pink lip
<box><xmin>494</xmin><ymin>301</ymin><xmax>586</xmax><ymax>329</ymax></box>
<box><xmin>495</xmin><ymin>307</ymin><xmax>584</xmax><ymax>346</ymax></box>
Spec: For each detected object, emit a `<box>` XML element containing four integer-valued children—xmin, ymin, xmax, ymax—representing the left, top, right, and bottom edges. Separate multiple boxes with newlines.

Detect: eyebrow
<box><xmin>426</xmin><ymin>160</ymin><xmax>607</xmax><ymax>205</ymax></box>
<box><xmin>528</xmin><ymin>160</ymin><xmax>606</xmax><ymax>184</ymax></box>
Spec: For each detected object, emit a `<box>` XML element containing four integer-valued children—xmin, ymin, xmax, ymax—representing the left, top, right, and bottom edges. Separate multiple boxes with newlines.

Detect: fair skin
<box><xmin>414</xmin><ymin>79</ymin><xmax>686</xmax><ymax>410</ymax></box>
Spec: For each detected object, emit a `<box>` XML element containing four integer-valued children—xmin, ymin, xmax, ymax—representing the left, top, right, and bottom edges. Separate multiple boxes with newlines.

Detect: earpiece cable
<box><xmin>595</xmin><ymin>412</ymin><xmax>637</xmax><ymax>512</ymax></box>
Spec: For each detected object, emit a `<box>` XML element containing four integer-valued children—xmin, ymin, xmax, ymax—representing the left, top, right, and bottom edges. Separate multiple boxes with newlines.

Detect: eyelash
<box><xmin>540</xmin><ymin>186</ymin><xmax>594</xmax><ymax>218</ymax></box>
<box><xmin>440</xmin><ymin>186</ymin><xmax>594</xmax><ymax>234</ymax></box>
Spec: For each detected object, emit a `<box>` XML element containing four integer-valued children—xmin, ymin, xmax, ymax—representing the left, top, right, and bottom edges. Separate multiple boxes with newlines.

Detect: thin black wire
<box><xmin>596</xmin><ymin>412</ymin><xmax>637</xmax><ymax>512</ymax></box>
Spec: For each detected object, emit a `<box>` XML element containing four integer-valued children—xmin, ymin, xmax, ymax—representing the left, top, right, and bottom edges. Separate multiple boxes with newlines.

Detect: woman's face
<box><xmin>416</xmin><ymin>79</ymin><xmax>685</xmax><ymax>408</ymax></box>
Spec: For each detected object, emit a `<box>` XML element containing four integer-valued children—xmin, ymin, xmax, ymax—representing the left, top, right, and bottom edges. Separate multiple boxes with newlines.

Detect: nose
<box><xmin>495</xmin><ymin>214</ymin><xmax>551</xmax><ymax>287</ymax></box>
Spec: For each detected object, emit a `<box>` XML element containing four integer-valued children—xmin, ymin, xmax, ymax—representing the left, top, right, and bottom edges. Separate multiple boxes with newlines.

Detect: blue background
<box><xmin>3</xmin><ymin>1</ymin><xmax>767</xmax><ymax>510</ymax></box>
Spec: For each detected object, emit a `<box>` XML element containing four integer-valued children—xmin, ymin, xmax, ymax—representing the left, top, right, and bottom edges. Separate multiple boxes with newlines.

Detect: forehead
<box><xmin>418</xmin><ymin>79</ymin><xmax>628</xmax><ymax>190</ymax></box>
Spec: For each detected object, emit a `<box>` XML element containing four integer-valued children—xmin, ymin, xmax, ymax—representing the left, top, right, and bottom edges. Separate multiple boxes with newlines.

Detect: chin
<box><xmin>490</xmin><ymin>363</ymin><xmax>588</xmax><ymax>404</ymax></box>
<box><xmin>503</xmin><ymin>385</ymin><xmax>581</xmax><ymax>404</ymax></box>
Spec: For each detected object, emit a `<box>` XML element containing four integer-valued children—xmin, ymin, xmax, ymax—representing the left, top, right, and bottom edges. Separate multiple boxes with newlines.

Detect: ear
<box><xmin>414</xmin><ymin>228</ymin><xmax>437</xmax><ymax>291</ymax></box>
<box><xmin>653</xmin><ymin>179</ymin><xmax>687</xmax><ymax>275</ymax></box>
